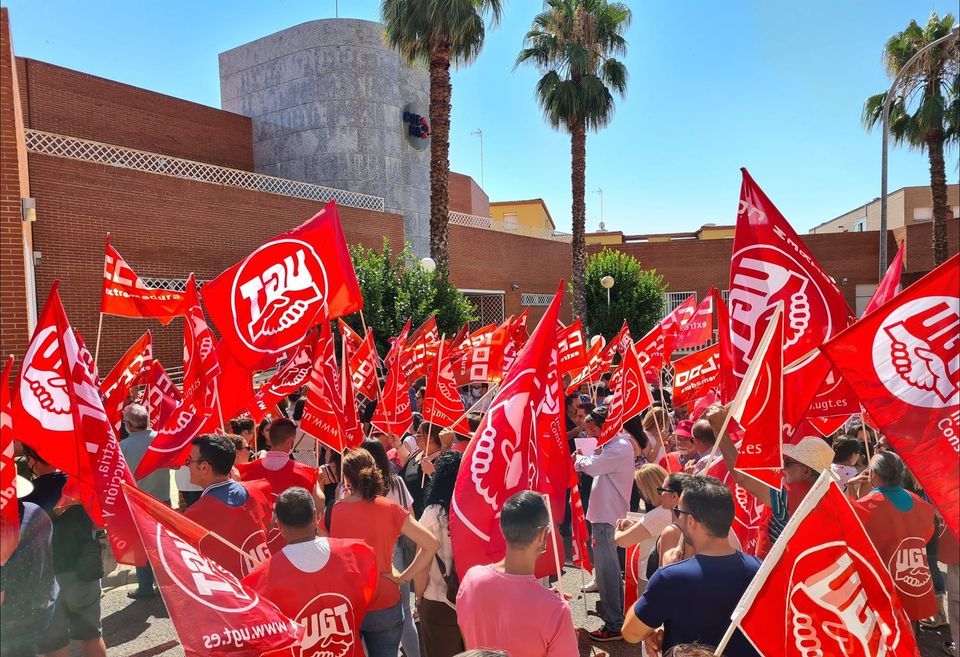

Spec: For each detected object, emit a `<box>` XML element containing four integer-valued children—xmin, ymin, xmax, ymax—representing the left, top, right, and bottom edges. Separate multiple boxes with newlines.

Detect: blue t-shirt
<box><xmin>634</xmin><ymin>552</ymin><xmax>761</xmax><ymax>657</ymax></box>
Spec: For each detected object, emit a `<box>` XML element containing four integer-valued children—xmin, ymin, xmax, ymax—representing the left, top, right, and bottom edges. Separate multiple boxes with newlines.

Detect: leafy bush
<box><xmin>346</xmin><ymin>239</ymin><xmax>475</xmax><ymax>354</ymax></box>
<box><xmin>584</xmin><ymin>248</ymin><xmax>666</xmax><ymax>340</ymax></box>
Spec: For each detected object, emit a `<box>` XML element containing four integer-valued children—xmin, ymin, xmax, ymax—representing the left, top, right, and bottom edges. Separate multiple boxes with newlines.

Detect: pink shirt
<box><xmin>456</xmin><ymin>565</ymin><xmax>578</xmax><ymax>657</ymax></box>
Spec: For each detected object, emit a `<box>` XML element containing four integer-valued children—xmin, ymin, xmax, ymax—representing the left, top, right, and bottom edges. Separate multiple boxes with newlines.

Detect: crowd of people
<box><xmin>2</xmin><ymin>373</ymin><xmax>957</xmax><ymax>657</ymax></box>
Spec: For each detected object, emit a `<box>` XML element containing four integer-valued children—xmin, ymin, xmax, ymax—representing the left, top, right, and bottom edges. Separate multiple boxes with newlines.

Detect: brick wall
<box><xmin>0</xmin><ymin>8</ymin><xmax>32</xmax><ymax>364</ymax></box>
<box><xmin>16</xmin><ymin>58</ymin><xmax>254</xmax><ymax>170</ymax></box>
<box><xmin>28</xmin><ymin>154</ymin><xmax>404</xmax><ymax>371</ymax></box>
<box><xmin>448</xmin><ymin>224</ymin><xmax>572</xmax><ymax>325</ymax></box>
<box><xmin>448</xmin><ymin>172</ymin><xmax>489</xmax><ymax>217</ymax></box>
<box><xmin>589</xmin><ymin>230</ymin><xmax>908</xmax><ymax>312</ymax></box>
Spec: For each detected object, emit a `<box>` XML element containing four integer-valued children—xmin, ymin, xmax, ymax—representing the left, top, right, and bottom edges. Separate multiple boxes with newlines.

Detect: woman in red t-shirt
<box><xmin>326</xmin><ymin>449</ymin><xmax>439</xmax><ymax>657</ymax></box>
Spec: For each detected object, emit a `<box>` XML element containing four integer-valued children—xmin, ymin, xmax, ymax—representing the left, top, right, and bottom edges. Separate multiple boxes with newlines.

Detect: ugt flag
<box><xmin>201</xmin><ymin>201</ymin><xmax>363</xmax><ymax>368</ymax></box>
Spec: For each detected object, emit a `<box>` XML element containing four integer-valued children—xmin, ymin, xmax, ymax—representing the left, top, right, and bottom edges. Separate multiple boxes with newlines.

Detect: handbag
<box><xmin>433</xmin><ymin>553</ymin><xmax>460</xmax><ymax>606</ymax></box>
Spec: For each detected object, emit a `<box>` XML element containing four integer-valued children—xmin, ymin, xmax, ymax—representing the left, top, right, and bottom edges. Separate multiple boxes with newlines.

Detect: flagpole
<box><xmin>859</xmin><ymin>406</ymin><xmax>874</xmax><ymax>463</ymax></box>
<box><xmin>94</xmin><ymin>312</ymin><xmax>104</xmax><ymax>368</ymax></box>
<box><xmin>446</xmin><ymin>383</ymin><xmax>498</xmax><ymax>434</ymax></box>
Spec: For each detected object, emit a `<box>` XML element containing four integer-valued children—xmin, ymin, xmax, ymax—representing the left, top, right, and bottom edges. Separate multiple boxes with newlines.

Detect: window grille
<box><xmin>520</xmin><ymin>293</ymin><xmax>555</xmax><ymax>307</ymax></box>
<box><xmin>661</xmin><ymin>291</ymin><xmax>696</xmax><ymax>319</ymax></box>
<box><xmin>462</xmin><ymin>292</ymin><xmax>505</xmax><ymax>325</ymax></box>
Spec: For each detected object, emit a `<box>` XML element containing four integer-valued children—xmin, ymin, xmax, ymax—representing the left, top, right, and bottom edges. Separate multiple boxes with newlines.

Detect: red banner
<box><xmin>674</xmin><ymin>292</ymin><xmax>714</xmax><ymax>350</ymax></box>
<box><xmin>253</xmin><ymin>330</ymin><xmax>318</xmax><ymax>414</ymax></box>
<box><xmin>598</xmin><ymin>344</ymin><xmax>653</xmax><ymax>447</ymax></box>
<box><xmin>604</xmin><ymin>321</ymin><xmax>633</xmax><ymax>357</ymax></box>
<box><xmin>400</xmin><ymin>317</ymin><xmax>440</xmax><ymax>382</ymax></box>
<box><xmin>570</xmin><ymin>464</ymin><xmax>592</xmax><ymax>575</ymax></box>
<box><xmin>661</xmin><ymin>294</ymin><xmax>697</xmax><ymax>361</ymax></box>
<box><xmin>864</xmin><ymin>241</ymin><xmax>904</xmax><ymax>317</ymax></box>
<box><xmin>338</xmin><ymin>319</ymin><xmax>363</xmax><ymax>355</ymax></box>
<box><xmin>733</xmin><ymin>473</ymin><xmax>919</xmax><ymax>657</ymax></box>
<box><xmin>624</xmin><ymin>543</ymin><xmax>643</xmax><ymax>615</ymax></box>
<box><xmin>368</xmin><ymin>330</ymin><xmax>413</xmax><ymax>439</ymax></box>
<box><xmin>141</xmin><ymin>361</ymin><xmax>182</xmax><ymax>432</ymax></box>
<box><xmin>821</xmin><ymin>254</ymin><xmax>959</xmax><ymax>539</ymax></box>
<box><xmin>633</xmin><ymin>324</ymin><xmax>666</xmax><ymax>381</ymax></box>
<box><xmin>302</xmin><ymin>323</ymin><xmax>364</xmax><ymax>451</ymax></box>
<box><xmin>101</xmin><ymin>235</ymin><xmax>185</xmax><ymax>323</ymax></box>
<box><xmin>450</xmin><ymin>282</ymin><xmax>564</xmax><ymax>579</ymax></box>
<box><xmin>451</xmin><ymin>321</ymin><xmax>514</xmax><ymax>386</ymax></box>
<box><xmin>136</xmin><ymin>401</ymin><xmax>209</xmax><ymax>480</ymax></box>
<box><xmin>124</xmin><ymin>484</ymin><xmax>302</xmax><ymax>657</ymax></box>
<box><xmin>807</xmin><ymin>415</ymin><xmax>849</xmax><ymax>437</ymax></box>
<box><xmin>100</xmin><ymin>331</ymin><xmax>152</xmax><ymax>430</ymax></box>
<box><xmin>182</xmin><ymin>275</ymin><xmax>220</xmax><ymax>416</ymax></box>
<box><xmin>1</xmin><ymin>356</ymin><xmax>18</xmax><ymax>565</ymax></box>
<box><xmin>671</xmin><ymin>344</ymin><xmax>720</xmax><ymax>407</ymax></box>
<box><xmin>714</xmin><ymin>288</ymin><xmax>739</xmax><ymax>403</ymax></box>
<box><xmin>201</xmin><ymin>201</ymin><xmax>363</xmax><ymax>368</ymax></box>
<box><xmin>730</xmin><ymin>169</ymin><xmax>853</xmax><ymax>427</ymax></box>
<box><xmin>349</xmin><ymin>330</ymin><xmax>379</xmax><ymax>401</ymax></box>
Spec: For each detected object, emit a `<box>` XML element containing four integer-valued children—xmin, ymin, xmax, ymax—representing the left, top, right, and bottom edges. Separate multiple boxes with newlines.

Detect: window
<box><xmin>913</xmin><ymin>207</ymin><xmax>933</xmax><ymax>222</ymax></box>
<box><xmin>520</xmin><ymin>293</ymin><xmax>554</xmax><ymax>307</ymax></box>
<box><xmin>139</xmin><ymin>277</ymin><xmax>203</xmax><ymax>292</ymax></box>
<box><xmin>503</xmin><ymin>213</ymin><xmax>519</xmax><ymax>224</ymax></box>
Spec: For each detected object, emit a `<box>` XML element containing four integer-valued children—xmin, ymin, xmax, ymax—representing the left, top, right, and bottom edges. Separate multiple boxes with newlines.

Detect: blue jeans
<box><xmin>393</xmin><ymin>543</ymin><xmax>421</xmax><ymax>657</ymax></box>
<box><xmin>592</xmin><ymin>522</ymin><xmax>624</xmax><ymax>631</ymax></box>
<box><xmin>361</xmin><ymin>602</ymin><xmax>404</xmax><ymax>657</ymax></box>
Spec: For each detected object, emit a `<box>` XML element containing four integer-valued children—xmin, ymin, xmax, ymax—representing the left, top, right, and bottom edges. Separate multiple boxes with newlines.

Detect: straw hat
<box><xmin>15</xmin><ymin>475</ymin><xmax>34</xmax><ymax>498</ymax></box>
<box><xmin>675</xmin><ymin>419</ymin><xmax>693</xmax><ymax>439</ymax></box>
<box><xmin>783</xmin><ymin>436</ymin><xmax>835</xmax><ymax>473</ymax></box>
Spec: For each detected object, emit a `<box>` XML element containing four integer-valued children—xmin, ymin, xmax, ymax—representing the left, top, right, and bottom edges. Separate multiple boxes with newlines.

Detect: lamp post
<box><xmin>471</xmin><ymin>129</ymin><xmax>484</xmax><ymax>190</ymax></box>
<box><xmin>420</xmin><ymin>257</ymin><xmax>437</xmax><ymax>274</ymax></box>
<box><xmin>600</xmin><ymin>275</ymin><xmax>614</xmax><ymax>306</ymax></box>
<box><xmin>879</xmin><ymin>25</ymin><xmax>959</xmax><ymax>280</ymax></box>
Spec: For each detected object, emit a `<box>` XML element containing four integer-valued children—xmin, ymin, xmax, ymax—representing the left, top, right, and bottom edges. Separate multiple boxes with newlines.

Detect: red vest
<box><xmin>184</xmin><ymin>480</ymin><xmax>273</xmax><ymax>579</ymax></box>
<box><xmin>237</xmin><ymin>459</ymin><xmax>319</xmax><ymax>553</ymax></box>
<box><xmin>243</xmin><ymin>539</ymin><xmax>378</xmax><ymax>657</ymax></box>
<box><xmin>856</xmin><ymin>490</ymin><xmax>937</xmax><ymax>620</ymax></box>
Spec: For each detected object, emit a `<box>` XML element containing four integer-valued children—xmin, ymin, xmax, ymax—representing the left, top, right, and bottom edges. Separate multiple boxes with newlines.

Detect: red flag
<box><xmin>450</xmin><ymin>322</ymin><xmax>514</xmax><ymax>386</ymax></box>
<box><xmin>601</xmin><ymin>321</ymin><xmax>633</xmax><ymax>359</ymax></box>
<box><xmin>674</xmin><ymin>292</ymin><xmax>714</xmax><ymax>349</ymax></box>
<box><xmin>339</xmin><ymin>330</ymin><xmax>364</xmax><ymax>449</ymax></box>
<box><xmin>633</xmin><ymin>324</ymin><xmax>665</xmax><ymax>381</ymax></box>
<box><xmin>101</xmin><ymin>235</ymin><xmax>185</xmax><ymax>323</ymax></box>
<box><xmin>253</xmin><ymin>330</ymin><xmax>318</xmax><ymax>414</ymax></box>
<box><xmin>422</xmin><ymin>341</ymin><xmax>472</xmax><ymax>435</ymax></box>
<box><xmin>661</xmin><ymin>295</ymin><xmax>697</xmax><ymax>360</ymax></box>
<box><xmin>141</xmin><ymin>360</ymin><xmax>182</xmax><ymax>430</ymax></box>
<box><xmin>215</xmin><ymin>347</ymin><xmax>256</xmax><ymax>424</ymax></box>
<box><xmin>624</xmin><ymin>542</ymin><xmax>643</xmax><ymax>614</ymax></box>
<box><xmin>451</xmin><ymin>322</ymin><xmax>470</xmax><ymax>350</ymax></box>
<box><xmin>730</xmin><ymin>303</ymin><xmax>784</xmax><ymax>479</ymax></box>
<box><xmin>450</xmin><ymin>282</ymin><xmax>564</xmax><ymax>578</ymax></box>
<box><xmin>821</xmin><ymin>254</ymin><xmax>959</xmax><ymax>538</ymax></box>
<box><xmin>569</xmin><ymin>464</ymin><xmax>592</xmax><ymax>575</ymax></box>
<box><xmin>136</xmin><ymin>401</ymin><xmax>209</xmax><ymax>480</ymax></box>
<box><xmin>400</xmin><ymin>317</ymin><xmax>440</xmax><ymax>382</ymax></box>
<box><xmin>864</xmin><ymin>241</ymin><xmax>904</xmax><ymax>317</ymax></box>
<box><xmin>368</xmin><ymin>331</ymin><xmax>413</xmax><ymax>438</ymax></box>
<box><xmin>714</xmin><ymin>288</ymin><xmax>739</xmax><ymax>403</ymax></box>
<box><xmin>730</xmin><ymin>169</ymin><xmax>853</xmax><ymax>426</ymax></box>
<box><xmin>100</xmin><ymin>331</ymin><xmax>152</xmax><ymax>430</ymax></box>
<box><xmin>182</xmin><ymin>275</ymin><xmax>220</xmax><ymax>415</ymax></box>
<box><xmin>597</xmin><ymin>344</ymin><xmax>653</xmax><ymax>447</ymax></box>
<box><xmin>338</xmin><ymin>319</ymin><xmax>364</xmax><ymax>355</ymax></box>
<box><xmin>731</xmin><ymin>473</ymin><xmax>919</xmax><ymax>657</ymax></box>
<box><xmin>349</xmin><ymin>330</ymin><xmax>380</xmax><ymax>400</ymax></box>
<box><xmin>302</xmin><ymin>322</ymin><xmax>364</xmax><ymax>451</ymax></box>
<box><xmin>690</xmin><ymin>388</ymin><xmax>720</xmax><ymax>421</ymax></box>
<box><xmin>671</xmin><ymin>344</ymin><xmax>721</xmax><ymax>408</ymax></box>
<box><xmin>124</xmin><ymin>484</ymin><xmax>302</xmax><ymax>657</ymax></box>
<box><xmin>533</xmin><ymin>326</ymin><xmax>568</xmax><ymax>540</ymax></box>
<box><xmin>808</xmin><ymin>415</ymin><xmax>849</xmax><ymax>437</ymax></box>
<box><xmin>510</xmin><ymin>310</ymin><xmax>530</xmax><ymax>349</ymax></box>
<box><xmin>557</xmin><ymin>319</ymin><xmax>588</xmax><ymax>377</ymax></box>
<box><xmin>1</xmin><ymin>356</ymin><xmax>18</xmax><ymax>565</ymax></box>
<box><xmin>565</xmin><ymin>338</ymin><xmax>605</xmax><ymax>393</ymax></box>
<box><xmin>201</xmin><ymin>201</ymin><xmax>363</xmax><ymax>368</ymax></box>
<box><xmin>704</xmin><ymin>457</ymin><xmax>767</xmax><ymax>556</ymax></box>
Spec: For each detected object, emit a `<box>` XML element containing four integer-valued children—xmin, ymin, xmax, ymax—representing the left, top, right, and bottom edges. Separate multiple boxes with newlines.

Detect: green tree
<box><xmin>584</xmin><ymin>248</ymin><xmax>665</xmax><ymax>341</ymax></box>
<box><xmin>381</xmin><ymin>0</ymin><xmax>503</xmax><ymax>271</ymax></box>
<box><xmin>517</xmin><ymin>0</ymin><xmax>631</xmax><ymax>322</ymax></box>
<box><xmin>347</xmin><ymin>239</ymin><xmax>475</xmax><ymax>354</ymax></box>
<box><xmin>863</xmin><ymin>12</ymin><xmax>959</xmax><ymax>265</ymax></box>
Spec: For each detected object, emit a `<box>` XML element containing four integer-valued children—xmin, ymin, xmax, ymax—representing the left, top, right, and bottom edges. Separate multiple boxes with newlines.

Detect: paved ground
<box><xmin>80</xmin><ymin>548</ymin><xmax>953</xmax><ymax>657</ymax></box>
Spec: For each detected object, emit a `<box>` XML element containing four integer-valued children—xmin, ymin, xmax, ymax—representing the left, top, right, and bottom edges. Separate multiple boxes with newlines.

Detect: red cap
<box><xmin>675</xmin><ymin>419</ymin><xmax>693</xmax><ymax>439</ymax></box>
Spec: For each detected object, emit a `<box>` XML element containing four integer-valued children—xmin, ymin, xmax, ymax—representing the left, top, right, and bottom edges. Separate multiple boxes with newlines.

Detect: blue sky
<box><xmin>4</xmin><ymin>0</ymin><xmax>957</xmax><ymax>234</ymax></box>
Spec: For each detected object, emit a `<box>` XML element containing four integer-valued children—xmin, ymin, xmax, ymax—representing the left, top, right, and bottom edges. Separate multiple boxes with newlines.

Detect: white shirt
<box><xmin>260</xmin><ymin>450</ymin><xmax>293</xmax><ymax>471</ymax></box>
<box><xmin>419</xmin><ymin>504</ymin><xmax>455</xmax><ymax>608</ymax></box>
<box><xmin>282</xmin><ymin>537</ymin><xmax>331</xmax><ymax>573</ymax></box>
<box><xmin>575</xmin><ymin>434</ymin><xmax>636</xmax><ymax>525</ymax></box>
<box><xmin>386</xmin><ymin>475</ymin><xmax>414</xmax><ymax>510</ymax></box>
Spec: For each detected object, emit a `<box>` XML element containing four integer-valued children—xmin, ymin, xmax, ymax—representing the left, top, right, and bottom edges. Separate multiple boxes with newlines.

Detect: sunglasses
<box><xmin>783</xmin><ymin>458</ymin><xmax>802</xmax><ymax>468</ymax></box>
<box><xmin>672</xmin><ymin>508</ymin><xmax>694</xmax><ymax>519</ymax></box>
<box><xmin>656</xmin><ymin>487</ymin><xmax>679</xmax><ymax>495</ymax></box>
<box><xmin>184</xmin><ymin>457</ymin><xmax>208</xmax><ymax>467</ymax></box>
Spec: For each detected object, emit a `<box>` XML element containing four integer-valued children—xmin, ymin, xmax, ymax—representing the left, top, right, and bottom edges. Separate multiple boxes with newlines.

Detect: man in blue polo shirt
<box><xmin>621</xmin><ymin>475</ymin><xmax>760</xmax><ymax>657</ymax></box>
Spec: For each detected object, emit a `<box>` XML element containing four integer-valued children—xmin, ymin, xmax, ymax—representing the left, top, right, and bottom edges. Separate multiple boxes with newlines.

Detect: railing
<box><xmin>25</xmin><ymin>130</ymin><xmax>386</xmax><ymax>212</ymax></box>
<box><xmin>449</xmin><ymin>211</ymin><xmax>572</xmax><ymax>243</ymax></box>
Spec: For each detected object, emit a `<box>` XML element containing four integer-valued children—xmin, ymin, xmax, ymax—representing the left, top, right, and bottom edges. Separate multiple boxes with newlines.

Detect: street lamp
<box><xmin>420</xmin><ymin>257</ymin><xmax>437</xmax><ymax>274</ymax></box>
<box><xmin>878</xmin><ymin>24</ymin><xmax>959</xmax><ymax>280</ymax></box>
<box><xmin>600</xmin><ymin>275</ymin><xmax>614</xmax><ymax>305</ymax></box>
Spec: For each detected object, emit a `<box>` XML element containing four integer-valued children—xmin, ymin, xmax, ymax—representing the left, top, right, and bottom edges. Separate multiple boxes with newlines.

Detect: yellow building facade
<box><xmin>489</xmin><ymin>199</ymin><xmax>556</xmax><ymax>230</ymax></box>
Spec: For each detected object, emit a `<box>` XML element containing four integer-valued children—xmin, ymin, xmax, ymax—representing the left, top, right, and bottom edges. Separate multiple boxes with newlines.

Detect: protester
<box><xmin>400</xmin><ymin>421</ymin><xmax>444</xmax><ymax>518</ymax></box>
<box><xmin>564</xmin><ymin>393</ymin><xmax>582</xmax><ymax>445</ymax></box>
<box><xmin>255</xmin><ymin>417</ymin><xmax>272</xmax><ymax>454</ymax></box>
<box><xmin>456</xmin><ymin>491</ymin><xmax>577</xmax><ymax>657</ymax></box>
<box><xmin>118</xmin><ymin>404</ymin><xmax>169</xmax><ymax>599</ymax></box>
<box><xmin>830</xmin><ymin>435</ymin><xmax>864</xmax><ymax>493</ymax></box>
<box><xmin>622</xmin><ymin>476</ymin><xmax>760</xmax><ymax>657</ymax></box>
<box><xmin>416</xmin><ymin>451</ymin><xmax>465</xmax><ymax>657</ymax></box>
<box><xmin>576</xmin><ymin>406</ymin><xmax>636</xmax><ymax>642</ymax></box>
<box><xmin>360</xmin><ymin>438</ymin><xmax>421</xmax><ymax>657</ymax></box>
<box><xmin>685</xmin><ymin>419</ymin><xmax>717</xmax><ymax>474</ymax></box>
<box><xmin>641</xmin><ymin>407</ymin><xmax>671</xmax><ymax>464</ymax></box>
<box><xmin>21</xmin><ymin>446</ymin><xmax>106</xmax><ymax>657</ymax></box>
<box><xmin>183</xmin><ymin>434</ymin><xmax>273</xmax><ymax>578</ymax></box>
<box><xmin>710</xmin><ymin>405</ymin><xmax>831</xmax><ymax>553</ymax></box>
<box><xmin>853</xmin><ymin>451</ymin><xmax>938</xmax><ymax>624</ymax></box>
<box><xmin>242</xmin><ymin>487</ymin><xmax>378</xmax><ymax>657</ymax></box>
<box><xmin>0</xmin><ymin>475</ymin><xmax>58</xmax><ymax>657</ymax></box>
<box><xmin>662</xmin><ymin>420</ymin><xmax>696</xmax><ymax>474</ymax></box>
<box><xmin>234</xmin><ymin>417</ymin><xmax>256</xmax><ymax>448</ymax></box>
<box><xmin>326</xmin><ymin>449</ymin><xmax>439</xmax><ymax>657</ymax></box>
<box><xmin>237</xmin><ymin>418</ymin><xmax>324</xmax><ymax>512</ymax></box>
<box><xmin>615</xmin><ymin>469</ymin><xmax>688</xmax><ymax>582</ymax></box>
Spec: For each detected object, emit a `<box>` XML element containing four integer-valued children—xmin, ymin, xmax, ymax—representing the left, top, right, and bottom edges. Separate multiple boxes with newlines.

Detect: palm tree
<box><xmin>381</xmin><ymin>0</ymin><xmax>503</xmax><ymax>272</ymax></box>
<box><xmin>863</xmin><ymin>12</ymin><xmax>959</xmax><ymax>266</ymax></box>
<box><xmin>517</xmin><ymin>0</ymin><xmax>630</xmax><ymax>324</ymax></box>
